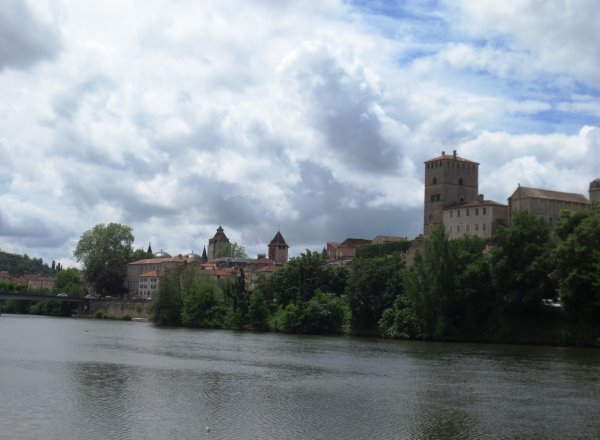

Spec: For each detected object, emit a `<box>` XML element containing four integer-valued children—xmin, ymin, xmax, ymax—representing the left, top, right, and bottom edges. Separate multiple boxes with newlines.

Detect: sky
<box><xmin>0</xmin><ymin>0</ymin><xmax>599</xmax><ymax>268</ymax></box>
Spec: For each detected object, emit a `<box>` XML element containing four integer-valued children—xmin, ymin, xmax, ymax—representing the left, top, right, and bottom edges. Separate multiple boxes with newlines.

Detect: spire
<box><xmin>202</xmin><ymin>246</ymin><xmax>208</xmax><ymax>263</ymax></box>
<box><xmin>147</xmin><ymin>243</ymin><xmax>153</xmax><ymax>254</ymax></box>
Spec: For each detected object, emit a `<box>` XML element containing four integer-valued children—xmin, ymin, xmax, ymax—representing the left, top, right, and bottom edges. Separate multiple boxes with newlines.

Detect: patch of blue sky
<box><xmin>348</xmin><ymin>0</ymin><xmax>450</xmax><ymax>42</ymax></box>
<box><xmin>525</xmin><ymin>108</ymin><xmax>600</xmax><ymax>134</ymax></box>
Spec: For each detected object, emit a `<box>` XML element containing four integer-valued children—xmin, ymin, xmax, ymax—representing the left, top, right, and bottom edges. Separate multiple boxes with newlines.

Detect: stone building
<box><xmin>443</xmin><ymin>196</ymin><xmax>509</xmax><ymax>239</ymax></box>
<box><xmin>207</xmin><ymin>226</ymin><xmax>230</xmax><ymax>260</ymax></box>
<box><xmin>268</xmin><ymin>230</ymin><xmax>289</xmax><ymax>265</ymax></box>
<box><xmin>424</xmin><ymin>150</ymin><xmax>479</xmax><ymax>235</ymax></box>
<box><xmin>508</xmin><ymin>185</ymin><xmax>589</xmax><ymax>227</ymax></box>
<box><xmin>590</xmin><ymin>178</ymin><xmax>600</xmax><ymax>203</ymax></box>
<box><xmin>126</xmin><ymin>252</ymin><xmax>198</xmax><ymax>297</ymax></box>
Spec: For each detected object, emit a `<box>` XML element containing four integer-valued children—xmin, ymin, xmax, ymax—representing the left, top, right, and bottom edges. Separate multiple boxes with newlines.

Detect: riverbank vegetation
<box><xmin>150</xmin><ymin>208</ymin><xmax>599</xmax><ymax>346</ymax></box>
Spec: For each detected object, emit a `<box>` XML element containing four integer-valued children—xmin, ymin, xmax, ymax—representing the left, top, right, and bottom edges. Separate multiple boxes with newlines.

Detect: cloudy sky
<box><xmin>0</xmin><ymin>0</ymin><xmax>599</xmax><ymax>267</ymax></box>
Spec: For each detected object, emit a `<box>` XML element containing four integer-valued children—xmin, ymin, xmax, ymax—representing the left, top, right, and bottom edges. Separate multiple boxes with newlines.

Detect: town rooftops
<box><xmin>511</xmin><ymin>186</ymin><xmax>589</xmax><ymax>204</ymax></box>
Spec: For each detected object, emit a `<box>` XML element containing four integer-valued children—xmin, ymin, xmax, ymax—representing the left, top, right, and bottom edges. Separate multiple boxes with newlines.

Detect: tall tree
<box><xmin>214</xmin><ymin>242</ymin><xmax>247</xmax><ymax>258</ymax></box>
<box><xmin>404</xmin><ymin>226</ymin><xmax>456</xmax><ymax>339</ymax></box>
<box><xmin>553</xmin><ymin>210</ymin><xmax>600</xmax><ymax>338</ymax></box>
<box><xmin>491</xmin><ymin>210</ymin><xmax>553</xmax><ymax>310</ymax></box>
<box><xmin>74</xmin><ymin>223</ymin><xmax>134</xmax><ymax>296</ymax></box>
<box><xmin>345</xmin><ymin>254</ymin><xmax>405</xmax><ymax>335</ymax></box>
<box><xmin>53</xmin><ymin>268</ymin><xmax>84</xmax><ymax>296</ymax></box>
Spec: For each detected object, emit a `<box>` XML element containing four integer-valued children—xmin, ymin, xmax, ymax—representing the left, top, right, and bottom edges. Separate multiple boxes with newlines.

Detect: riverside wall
<box><xmin>81</xmin><ymin>299</ymin><xmax>151</xmax><ymax>320</ymax></box>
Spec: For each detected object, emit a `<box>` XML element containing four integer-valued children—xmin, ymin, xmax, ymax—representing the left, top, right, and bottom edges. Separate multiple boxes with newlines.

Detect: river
<box><xmin>0</xmin><ymin>314</ymin><xmax>598</xmax><ymax>439</ymax></box>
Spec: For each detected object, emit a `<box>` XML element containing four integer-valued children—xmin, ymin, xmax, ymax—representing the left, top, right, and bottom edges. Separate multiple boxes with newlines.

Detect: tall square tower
<box><xmin>424</xmin><ymin>150</ymin><xmax>479</xmax><ymax>235</ymax></box>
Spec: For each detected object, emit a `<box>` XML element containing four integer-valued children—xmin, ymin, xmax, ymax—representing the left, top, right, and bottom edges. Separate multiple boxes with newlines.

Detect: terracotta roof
<box><xmin>444</xmin><ymin>199</ymin><xmax>508</xmax><ymax>209</ymax></box>
<box><xmin>255</xmin><ymin>265</ymin><xmax>278</xmax><ymax>273</ymax></box>
<box><xmin>339</xmin><ymin>238</ymin><xmax>372</xmax><ymax>248</ymax></box>
<box><xmin>512</xmin><ymin>186</ymin><xmax>589</xmax><ymax>204</ymax></box>
<box><xmin>140</xmin><ymin>271</ymin><xmax>158</xmax><ymax>277</ymax></box>
<box><xmin>425</xmin><ymin>152</ymin><xmax>479</xmax><ymax>165</ymax></box>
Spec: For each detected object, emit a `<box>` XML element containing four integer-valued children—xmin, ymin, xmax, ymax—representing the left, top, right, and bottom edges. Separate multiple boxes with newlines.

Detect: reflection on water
<box><xmin>0</xmin><ymin>315</ymin><xmax>599</xmax><ymax>440</ymax></box>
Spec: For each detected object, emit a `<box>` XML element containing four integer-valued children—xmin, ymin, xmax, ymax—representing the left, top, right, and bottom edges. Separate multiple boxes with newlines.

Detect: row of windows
<box><xmin>448</xmin><ymin>223</ymin><xmax>487</xmax><ymax>234</ymax></box>
<box><xmin>430</xmin><ymin>194</ymin><xmax>441</xmax><ymax>202</ymax></box>
<box><xmin>432</xmin><ymin>177</ymin><xmax>465</xmax><ymax>186</ymax></box>
<box><xmin>449</xmin><ymin>207</ymin><xmax>487</xmax><ymax>218</ymax></box>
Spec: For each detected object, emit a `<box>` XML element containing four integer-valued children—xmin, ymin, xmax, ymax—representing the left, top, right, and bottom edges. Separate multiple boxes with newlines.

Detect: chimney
<box><xmin>453</xmin><ymin>150</ymin><xmax>457</xmax><ymax>158</ymax></box>
<box><xmin>479</xmin><ymin>194</ymin><xmax>484</xmax><ymax>202</ymax></box>
<box><xmin>441</xmin><ymin>150</ymin><xmax>445</xmax><ymax>156</ymax></box>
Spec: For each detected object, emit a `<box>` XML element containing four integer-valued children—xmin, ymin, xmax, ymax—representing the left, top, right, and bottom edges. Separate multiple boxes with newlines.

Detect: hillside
<box><xmin>0</xmin><ymin>251</ymin><xmax>56</xmax><ymax>276</ymax></box>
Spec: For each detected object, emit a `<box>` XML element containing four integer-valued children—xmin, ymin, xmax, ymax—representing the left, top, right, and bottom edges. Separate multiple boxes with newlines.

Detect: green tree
<box><xmin>553</xmin><ymin>210</ymin><xmax>600</xmax><ymax>341</ymax></box>
<box><xmin>247</xmin><ymin>288</ymin><xmax>270</xmax><ymax>331</ymax></box>
<box><xmin>151</xmin><ymin>266</ymin><xmax>184</xmax><ymax>326</ymax></box>
<box><xmin>74</xmin><ymin>223</ymin><xmax>134</xmax><ymax>296</ymax></box>
<box><xmin>403</xmin><ymin>226</ymin><xmax>456</xmax><ymax>339</ymax></box>
<box><xmin>53</xmin><ymin>268</ymin><xmax>84</xmax><ymax>296</ymax></box>
<box><xmin>181</xmin><ymin>277</ymin><xmax>226</xmax><ymax>328</ymax></box>
<box><xmin>491</xmin><ymin>211</ymin><xmax>553</xmax><ymax>310</ymax></box>
<box><xmin>272</xmin><ymin>290</ymin><xmax>349</xmax><ymax>335</ymax></box>
<box><xmin>264</xmin><ymin>250</ymin><xmax>342</xmax><ymax>306</ymax></box>
<box><xmin>223</xmin><ymin>270</ymin><xmax>249</xmax><ymax>329</ymax></box>
<box><xmin>130</xmin><ymin>247</ymin><xmax>153</xmax><ymax>262</ymax></box>
<box><xmin>214</xmin><ymin>242</ymin><xmax>248</xmax><ymax>258</ymax></box>
<box><xmin>345</xmin><ymin>253</ymin><xmax>405</xmax><ymax>335</ymax></box>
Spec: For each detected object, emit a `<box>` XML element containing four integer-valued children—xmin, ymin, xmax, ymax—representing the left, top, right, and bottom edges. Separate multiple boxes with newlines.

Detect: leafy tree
<box><xmin>345</xmin><ymin>253</ymin><xmax>405</xmax><ymax>335</ymax></box>
<box><xmin>403</xmin><ymin>226</ymin><xmax>456</xmax><ymax>339</ymax></box>
<box><xmin>264</xmin><ymin>250</ymin><xmax>343</xmax><ymax>306</ymax></box>
<box><xmin>214</xmin><ymin>242</ymin><xmax>247</xmax><ymax>258</ymax></box>
<box><xmin>151</xmin><ymin>266</ymin><xmax>184</xmax><ymax>326</ymax></box>
<box><xmin>247</xmin><ymin>288</ymin><xmax>270</xmax><ymax>331</ymax></box>
<box><xmin>53</xmin><ymin>268</ymin><xmax>84</xmax><ymax>296</ymax></box>
<box><xmin>491</xmin><ymin>211</ymin><xmax>553</xmax><ymax>310</ymax></box>
<box><xmin>73</xmin><ymin>223</ymin><xmax>134</xmax><ymax>296</ymax></box>
<box><xmin>553</xmin><ymin>210</ymin><xmax>600</xmax><ymax>339</ymax></box>
<box><xmin>272</xmin><ymin>291</ymin><xmax>349</xmax><ymax>335</ymax></box>
<box><xmin>223</xmin><ymin>270</ymin><xmax>249</xmax><ymax>329</ymax></box>
<box><xmin>130</xmin><ymin>247</ymin><xmax>153</xmax><ymax>262</ymax></box>
<box><xmin>181</xmin><ymin>277</ymin><xmax>226</xmax><ymax>328</ymax></box>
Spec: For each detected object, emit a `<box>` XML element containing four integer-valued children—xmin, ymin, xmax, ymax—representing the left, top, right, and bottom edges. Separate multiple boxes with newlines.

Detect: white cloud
<box><xmin>0</xmin><ymin>0</ymin><xmax>598</xmax><ymax>265</ymax></box>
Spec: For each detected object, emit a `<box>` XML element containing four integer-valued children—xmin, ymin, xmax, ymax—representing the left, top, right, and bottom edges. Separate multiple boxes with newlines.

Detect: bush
<box><xmin>272</xmin><ymin>291</ymin><xmax>350</xmax><ymax>335</ymax></box>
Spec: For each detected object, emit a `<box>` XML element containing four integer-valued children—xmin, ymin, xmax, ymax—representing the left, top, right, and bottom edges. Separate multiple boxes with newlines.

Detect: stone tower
<box><xmin>590</xmin><ymin>178</ymin><xmax>600</xmax><ymax>203</ymax></box>
<box><xmin>207</xmin><ymin>226</ymin><xmax>230</xmax><ymax>260</ymax></box>
<box><xmin>424</xmin><ymin>150</ymin><xmax>479</xmax><ymax>235</ymax></box>
<box><xmin>268</xmin><ymin>230</ymin><xmax>289</xmax><ymax>265</ymax></box>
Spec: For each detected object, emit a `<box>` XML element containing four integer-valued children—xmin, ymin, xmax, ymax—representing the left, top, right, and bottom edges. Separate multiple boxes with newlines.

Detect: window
<box><xmin>475</xmin><ymin>208</ymin><xmax>479</xmax><ymax>215</ymax></box>
<box><xmin>466</xmin><ymin>209</ymin><xmax>470</xmax><ymax>216</ymax></box>
<box><xmin>457</xmin><ymin>210</ymin><xmax>460</xmax><ymax>217</ymax></box>
<box><xmin>466</xmin><ymin>224</ymin><xmax>470</xmax><ymax>232</ymax></box>
<box><xmin>436</xmin><ymin>194</ymin><xmax>440</xmax><ymax>201</ymax></box>
<box><xmin>475</xmin><ymin>224</ymin><xmax>479</xmax><ymax>231</ymax></box>
<box><xmin>482</xmin><ymin>207</ymin><xmax>487</xmax><ymax>215</ymax></box>
<box><xmin>430</xmin><ymin>195</ymin><xmax>435</xmax><ymax>202</ymax></box>
<box><xmin>433</xmin><ymin>177</ymin><xmax>437</xmax><ymax>185</ymax></box>
<box><xmin>459</xmin><ymin>177</ymin><xmax>464</xmax><ymax>186</ymax></box>
<box><xmin>483</xmin><ymin>223</ymin><xmax>487</xmax><ymax>231</ymax></box>
<box><xmin>457</xmin><ymin>225</ymin><xmax>461</xmax><ymax>233</ymax></box>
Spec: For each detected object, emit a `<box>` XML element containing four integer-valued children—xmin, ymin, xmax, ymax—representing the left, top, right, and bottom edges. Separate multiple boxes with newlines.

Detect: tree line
<box><xmin>151</xmin><ymin>208</ymin><xmax>600</xmax><ymax>346</ymax></box>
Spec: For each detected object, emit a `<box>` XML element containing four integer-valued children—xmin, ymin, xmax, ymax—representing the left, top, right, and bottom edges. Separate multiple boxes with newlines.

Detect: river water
<box><xmin>0</xmin><ymin>315</ymin><xmax>598</xmax><ymax>440</ymax></box>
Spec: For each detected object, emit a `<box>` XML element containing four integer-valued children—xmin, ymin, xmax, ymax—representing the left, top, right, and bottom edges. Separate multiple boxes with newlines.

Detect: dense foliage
<box><xmin>74</xmin><ymin>223</ymin><xmax>134</xmax><ymax>296</ymax></box>
<box><xmin>0</xmin><ymin>251</ymin><xmax>56</xmax><ymax>276</ymax></box>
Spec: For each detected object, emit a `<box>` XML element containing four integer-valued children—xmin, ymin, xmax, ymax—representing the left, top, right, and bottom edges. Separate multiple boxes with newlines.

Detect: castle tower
<box><xmin>424</xmin><ymin>150</ymin><xmax>479</xmax><ymax>235</ymax></box>
<box><xmin>268</xmin><ymin>230</ymin><xmax>289</xmax><ymax>265</ymax></box>
<box><xmin>207</xmin><ymin>226</ymin><xmax>230</xmax><ymax>260</ymax></box>
<box><xmin>590</xmin><ymin>178</ymin><xmax>600</xmax><ymax>203</ymax></box>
